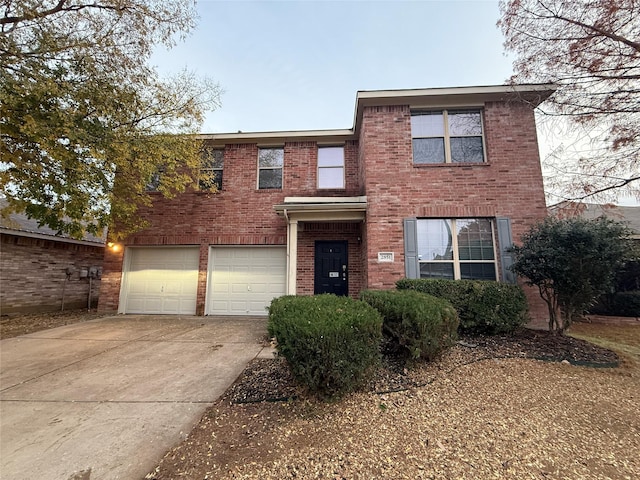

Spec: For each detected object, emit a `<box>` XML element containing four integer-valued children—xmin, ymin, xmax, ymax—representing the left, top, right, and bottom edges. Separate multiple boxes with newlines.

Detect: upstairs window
<box><xmin>411</xmin><ymin>110</ymin><xmax>485</xmax><ymax>164</ymax></box>
<box><xmin>199</xmin><ymin>148</ymin><xmax>224</xmax><ymax>191</ymax></box>
<box><xmin>318</xmin><ymin>146</ymin><xmax>345</xmax><ymax>189</ymax></box>
<box><xmin>145</xmin><ymin>165</ymin><xmax>165</xmax><ymax>191</ymax></box>
<box><xmin>417</xmin><ymin>218</ymin><xmax>496</xmax><ymax>280</ymax></box>
<box><xmin>258</xmin><ymin>148</ymin><xmax>283</xmax><ymax>189</ymax></box>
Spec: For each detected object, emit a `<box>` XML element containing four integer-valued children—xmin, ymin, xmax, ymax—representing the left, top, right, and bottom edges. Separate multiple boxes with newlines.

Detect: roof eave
<box><xmin>196</xmin><ymin>83</ymin><xmax>557</xmax><ymax>144</ymax></box>
<box><xmin>352</xmin><ymin>83</ymin><xmax>557</xmax><ymax>136</ymax></box>
<box><xmin>0</xmin><ymin>228</ymin><xmax>106</xmax><ymax>247</ymax></box>
<box><xmin>196</xmin><ymin>128</ymin><xmax>356</xmax><ymax>145</ymax></box>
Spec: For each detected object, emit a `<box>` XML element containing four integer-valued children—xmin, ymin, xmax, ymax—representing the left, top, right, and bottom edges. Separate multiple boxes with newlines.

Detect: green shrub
<box><xmin>360</xmin><ymin>289</ymin><xmax>458</xmax><ymax>360</ymax></box>
<box><xmin>396</xmin><ymin>278</ymin><xmax>529</xmax><ymax>334</ymax></box>
<box><xmin>590</xmin><ymin>291</ymin><xmax>640</xmax><ymax>317</ymax></box>
<box><xmin>267</xmin><ymin>294</ymin><xmax>382</xmax><ymax>399</ymax></box>
<box><xmin>613</xmin><ymin>292</ymin><xmax>640</xmax><ymax>317</ymax></box>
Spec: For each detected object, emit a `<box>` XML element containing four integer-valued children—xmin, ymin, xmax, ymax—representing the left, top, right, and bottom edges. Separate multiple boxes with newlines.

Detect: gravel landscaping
<box><xmin>148</xmin><ymin>323</ymin><xmax>640</xmax><ymax>480</ymax></box>
<box><xmin>0</xmin><ymin>309</ymin><xmax>110</xmax><ymax>339</ymax></box>
<box><xmin>3</xmin><ymin>310</ymin><xmax>638</xmax><ymax>479</ymax></box>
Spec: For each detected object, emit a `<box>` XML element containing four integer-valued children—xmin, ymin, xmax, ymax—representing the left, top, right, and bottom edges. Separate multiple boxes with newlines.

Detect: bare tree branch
<box><xmin>499</xmin><ymin>0</ymin><xmax>640</xmax><ymax>203</ymax></box>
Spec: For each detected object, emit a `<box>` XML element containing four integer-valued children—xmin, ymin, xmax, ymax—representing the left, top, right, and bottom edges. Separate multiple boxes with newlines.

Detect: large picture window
<box><xmin>258</xmin><ymin>148</ymin><xmax>283</xmax><ymax>189</ymax></box>
<box><xmin>417</xmin><ymin>218</ymin><xmax>496</xmax><ymax>280</ymax></box>
<box><xmin>317</xmin><ymin>146</ymin><xmax>345</xmax><ymax>189</ymax></box>
<box><xmin>411</xmin><ymin>110</ymin><xmax>485</xmax><ymax>164</ymax></box>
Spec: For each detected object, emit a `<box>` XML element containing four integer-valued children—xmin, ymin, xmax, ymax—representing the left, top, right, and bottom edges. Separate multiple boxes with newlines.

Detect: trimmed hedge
<box><xmin>267</xmin><ymin>294</ymin><xmax>382</xmax><ymax>399</ymax></box>
<box><xmin>396</xmin><ymin>278</ymin><xmax>529</xmax><ymax>334</ymax></box>
<box><xmin>360</xmin><ymin>289</ymin><xmax>458</xmax><ymax>361</ymax></box>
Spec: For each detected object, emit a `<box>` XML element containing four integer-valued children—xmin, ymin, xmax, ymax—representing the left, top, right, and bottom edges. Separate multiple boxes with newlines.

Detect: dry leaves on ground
<box><xmin>0</xmin><ymin>309</ymin><xmax>109</xmax><ymax>339</ymax></box>
<box><xmin>149</xmin><ymin>324</ymin><xmax>640</xmax><ymax>480</ymax></box>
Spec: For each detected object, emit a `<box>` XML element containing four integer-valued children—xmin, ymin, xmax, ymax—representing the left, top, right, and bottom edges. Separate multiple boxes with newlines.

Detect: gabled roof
<box><xmin>0</xmin><ymin>199</ymin><xmax>105</xmax><ymax>246</ymax></box>
<box><xmin>199</xmin><ymin>83</ymin><xmax>556</xmax><ymax>145</ymax></box>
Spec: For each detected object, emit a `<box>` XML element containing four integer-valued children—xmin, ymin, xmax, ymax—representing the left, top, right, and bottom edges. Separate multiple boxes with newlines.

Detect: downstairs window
<box><xmin>416</xmin><ymin>218</ymin><xmax>497</xmax><ymax>280</ymax></box>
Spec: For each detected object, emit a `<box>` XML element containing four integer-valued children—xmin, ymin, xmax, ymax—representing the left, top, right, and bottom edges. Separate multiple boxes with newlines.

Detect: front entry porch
<box><xmin>274</xmin><ymin>197</ymin><xmax>367</xmax><ymax>297</ymax></box>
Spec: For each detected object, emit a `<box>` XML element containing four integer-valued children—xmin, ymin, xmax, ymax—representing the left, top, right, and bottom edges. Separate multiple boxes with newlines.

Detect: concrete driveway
<box><xmin>0</xmin><ymin>315</ymin><xmax>273</xmax><ymax>480</ymax></box>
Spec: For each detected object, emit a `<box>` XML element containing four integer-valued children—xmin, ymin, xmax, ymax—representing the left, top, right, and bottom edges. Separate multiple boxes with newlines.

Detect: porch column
<box><xmin>286</xmin><ymin>219</ymin><xmax>298</xmax><ymax>295</ymax></box>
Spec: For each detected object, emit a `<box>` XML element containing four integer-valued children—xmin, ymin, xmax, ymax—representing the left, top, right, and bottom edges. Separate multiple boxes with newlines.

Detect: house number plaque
<box><xmin>378</xmin><ymin>252</ymin><xmax>394</xmax><ymax>262</ymax></box>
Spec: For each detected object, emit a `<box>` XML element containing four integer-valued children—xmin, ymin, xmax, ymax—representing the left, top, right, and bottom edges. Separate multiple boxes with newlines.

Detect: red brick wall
<box><xmin>358</xmin><ymin>101</ymin><xmax>548</xmax><ymax>321</ymax></box>
<box><xmin>1</xmin><ymin>234</ymin><xmax>104</xmax><ymax>314</ymax></box>
<box><xmin>99</xmin><ymin>246</ymin><xmax>124</xmax><ymax>312</ymax></box>
<box><xmin>100</xmin><ymin>99</ymin><xmax>549</xmax><ymax>323</ymax></box>
<box><xmin>99</xmin><ymin>139</ymin><xmax>363</xmax><ymax>312</ymax></box>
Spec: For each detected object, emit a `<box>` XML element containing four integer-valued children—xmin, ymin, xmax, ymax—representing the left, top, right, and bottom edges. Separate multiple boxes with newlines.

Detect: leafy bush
<box><xmin>360</xmin><ymin>289</ymin><xmax>458</xmax><ymax>360</ymax></box>
<box><xmin>590</xmin><ymin>291</ymin><xmax>640</xmax><ymax>317</ymax></box>
<box><xmin>396</xmin><ymin>278</ymin><xmax>529</xmax><ymax>334</ymax></box>
<box><xmin>613</xmin><ymin>292</ymin><xmax>640</xmax><ymax>317</ymax></box>
<box><xmin>267</xmin><ymin>294</ymin><xmax>382</xmax><ymax>399</ymax></box>
<box><xmin>510</xmin><ymin>216</ymin><xmax>634</xmax><ymax>333</ymax></box>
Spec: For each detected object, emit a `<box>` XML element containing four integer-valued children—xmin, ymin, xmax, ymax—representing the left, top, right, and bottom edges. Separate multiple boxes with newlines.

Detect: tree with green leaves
<box><xmin>1</xmin><ymin>0</ymin><xmax>221</xmax><ymax>239</ymax></box>
<box><xmin>510</xmin><ymin>216</ymin><xmax>635</xmax><ymax>334</ymax></box>
<box><xmin>499</xmin><ymin>0</ymin><xmax>639</xmax><ymax>203</ymax></box>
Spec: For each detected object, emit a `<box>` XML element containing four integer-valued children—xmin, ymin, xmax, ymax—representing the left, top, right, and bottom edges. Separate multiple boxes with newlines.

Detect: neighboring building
<box><xmin>99</xmin><ymin>84</ymin><xmax>555</xmax><ymax>320</ymax></box>
<box><xmin>0</xmin><ymin>199</ymin><xmax>105</xmax><ymax>314</ymax></box>
<box><xmin>549</xmin><ymin>202</ymin><xmax>640</xmax><ymax>240</ymax></box>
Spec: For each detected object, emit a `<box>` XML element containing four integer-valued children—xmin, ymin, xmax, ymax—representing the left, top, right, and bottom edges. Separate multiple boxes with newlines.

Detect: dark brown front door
<box><xmin>314</xmin><ymin>241</ymin><xmax>348</xmax><ymax>296</ymax></box>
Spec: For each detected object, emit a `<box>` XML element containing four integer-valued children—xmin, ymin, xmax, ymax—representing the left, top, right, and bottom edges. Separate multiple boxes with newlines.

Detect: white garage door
<box><xmin>207</xmin><ymin>247</ymin><xmax>286</xmax><ymax>316</ymax></box>
<box><xmin>120</xmin><ymin>247</ymin><xmax>199</xmax><ymax>314</ymax></box>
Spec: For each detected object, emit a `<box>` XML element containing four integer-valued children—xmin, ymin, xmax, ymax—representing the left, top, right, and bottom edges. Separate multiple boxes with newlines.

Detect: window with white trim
<box><xmin>317</xmin><ymin>146</ymin><xmax>345</xmax><ymax>189</ymax></box>
<box><xmin>417</xmin><ymin>218</ymin><xmax>497</xmax><ymax>280</ymax></box>
<box><xmin>258</xmin><ymin>147</ymin><xmax>283</xmax><ymax>189</ymax></box>
<box><xmin>411</xmin><ymin>110</ymin><xmax>485</xmax><ymax>164</ymax></box>
<box><xmin>199</xmin><ymin>148</ymin><xmax>224</xmax><ymax>191</ymax></box>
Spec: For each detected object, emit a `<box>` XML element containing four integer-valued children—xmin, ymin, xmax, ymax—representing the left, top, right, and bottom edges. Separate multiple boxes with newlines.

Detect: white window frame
<box><xmin>411</xmin><ymin>109</ymin><xmax>486</xmax><ymax>164</ymax></box>
<box><xmin>317</xmin><ymin>146</ymin><xmax>345</xmax><ymax>189</ymax></box>
<box><xmin>417</xmin><ymin>218</ymin><xmax>498</xmax><ymax>280</ymax></box>
<box><xmin>257</xmin><ymin>147</ymin><xmax>284</xmax><ymax>190</ymax></box>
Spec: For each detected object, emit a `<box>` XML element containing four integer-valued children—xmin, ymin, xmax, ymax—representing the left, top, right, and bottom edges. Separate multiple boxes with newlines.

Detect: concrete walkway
<box><xmin>0</xmin><ymin>315</ymin><xmax>274</xmax><ymax>480</ymax></box>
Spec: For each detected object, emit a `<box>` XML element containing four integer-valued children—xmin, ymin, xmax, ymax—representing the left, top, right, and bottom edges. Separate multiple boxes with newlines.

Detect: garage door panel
<box><xmin>211</xmin><ymin>300</ymin><xmax>229</xmax><ymax>311</ymax></box>
<box><xmin>121</xmin><ymin>247</ymin><xmax>199</xmax><ymax>315</ymax></box>
<box><xmin>126</xmin><ymin>298</ymin><xmax>146</xmax><ymax>312</ymax></box>
<box><xmin>229</xmin><ymin>301</ymin><xmax>249</xmax><ymax>313</ymax></box>
<box><xmin>268</xmin><ymin>283</ymin><xmax>285</xmax><ymax>294</ymax></box>
<box><xmin>162</xmin><ymin>298</ymin><xmax>181</xmax><ymax>312</ymax></box>
<box><xmin>249</xmin><ymin>301</ymin><xmax>268</xmax><ymax>312</ymax></box>
<box><xmin>163</xmin><ymin>282</ymin><xmax>182</xmax><ymax>295</ymax></box>
<box><xmin>212</xmin><ymin>284</ymin><xmax>229</xmax><ymax>293</ymax></box>
<box><xmin>207</xmin><ymin>247</ymin><xmax>286</xmax><ymax>316</ymax></box>
<box><xmin>231</xmin><ymin>283</ymin><xmax>248</xmax><ymax>293</ymax></box>
<box><xmin>128</xmin><ymin>281</ymin><xmax>148</xmax><ymax>295</ymax></box>
<box><xmin>250</xmin><ymin>284</ymin><xmax>267</xmax><ymax>294</ymax></box>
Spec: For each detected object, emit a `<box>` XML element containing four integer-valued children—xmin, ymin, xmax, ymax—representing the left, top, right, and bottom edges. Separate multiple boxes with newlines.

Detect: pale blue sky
<box><xmin>152</xmin><ymin>0</ymin><xmax>513</xmax><ymax>134</ymax></box>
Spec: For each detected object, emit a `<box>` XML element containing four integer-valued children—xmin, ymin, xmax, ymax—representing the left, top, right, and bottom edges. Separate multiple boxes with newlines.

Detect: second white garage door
<box><xmin>206</xmin><ymin>247</ymin><xmax>286</xmax><ymax>315</ymax></box>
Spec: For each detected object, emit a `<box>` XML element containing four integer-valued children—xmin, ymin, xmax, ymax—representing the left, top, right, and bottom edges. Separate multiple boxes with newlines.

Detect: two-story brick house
<box><xmin>98</xmin><ymin>84</ymin><xmax>554</xmax><ymax>320</ymax></box>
